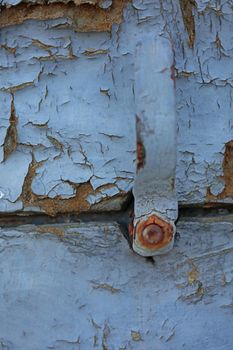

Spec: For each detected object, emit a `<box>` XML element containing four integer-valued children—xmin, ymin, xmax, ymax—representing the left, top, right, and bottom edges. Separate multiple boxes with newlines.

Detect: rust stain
<box><xmin>26</xmin><ymin>183</ymin><xmax>93</xmax><ymax>216</ymax></box>
<box><xmin>20</xmin><ymin>157</ymin><xmax>92</xmax><ymax>216</ymax></box>
<box><xmin>136</xmin><ymin>141</ymin><xmax>146</xmax><ymax>170</ymax></box>
<box><xmin>91</xmin><ymin>282</ymin><xmax>121</xmax><ymax>293</ymax></box>
<box><xmin>179</xmin><ymin>0</ymin><xmax>196</xmax><ymax>48</ymax></box>
<box><xmin>20</xmin><ymin>157</ymin><xmax>127</xmax><ymax>216</ymax></box>
<box><xmin>2</xmin><ymin>82</ymin><xmax>34</xmax><ymax>93</ymax></box>
<box><xmin>207</xmin><ymin>140</ymin><xmax>233</xmax><ymax>200</ymax></box>
<box><xmin>83</xmin><ymin>48</ymin><xmax>109</xmax><ymax>56</ymax></box>
<box><xmin>20</xmin><ymin>156</ymin><xmax>41</xmax><ymax>205</ymax></box>
<box><xmin>178</xmin><ymin>281</ymin><xmax>205</xmax><ymax>304</ymax></box>
<box><xmin>215</xmin><ymin>32</ymin><xmax>223</xmax><ymax>50</ymax></box>
<box><xmin>136</xmin><ymin>116</ymin><xmax>146</xmax><ymax>171</ymax></box>
<box><xmin>128</xmin><ymin>221</ymin><xmax>134</xmax><ymax>237</ymax></box>
<box><xmin>187</xmin><ymin>265</ymin><xmax>199</xmax><ymax>284</ymax></box>
<box><xmin>134</xmin><ymin>215</ymin><xmax>173</xmax><ymax>250</ymax></box>
<box><xmin>176</xmin><ymin>71</ymin><xmax>193</xmax><ymax>77</ymax></box>
<box><xmin>0</xmin><ymin>44</ymin><xmax>17</xmax><ymax>55</ymax></box>
<box><xmin>36</xmin><ymin>226</ymin><xmax>65</xmax><ymax>238</ymax></box>
<box><xmin>3</xmin><ymin>96</ymin><xmax>18</xmax><ymax>161</ymax></box>
<box><xmin>131</xmin><ymin>331</ymin><xmax>142</xmax><ymax>342</ymax></box>
<box><xmin>46</xmin><ymin>135</ymin><xmax>64</xmax><ymax>152</ymax></box>
<box><xmin>0</xmin><ymin>1</ymin><xmax>130</xmax><ymax>32</ymax></box>
<box><xmin>23</xmin><ymin>0</ymin><xmax>110</xmax><ymax>6</ymax></box>
<box><xmin>31</xmin><ymin>39</ymin><xmax>55</xmax><ymax>51</ymax></box>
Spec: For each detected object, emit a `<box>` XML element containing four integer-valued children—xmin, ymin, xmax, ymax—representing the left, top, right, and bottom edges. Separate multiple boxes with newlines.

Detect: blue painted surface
<box><xmin>0</xmin><ymin>219</ymin><xmax>232</xmax><ymax>349</ymax></box>
<box><xmin>0</xmin><ymin>0</ymin><xmax>232</xmax><ymax>213</ymax></box>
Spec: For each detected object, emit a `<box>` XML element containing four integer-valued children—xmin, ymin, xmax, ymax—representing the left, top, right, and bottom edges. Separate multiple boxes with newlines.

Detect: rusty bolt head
<box><xmin>133</xmin><ymin>214</ymin><xmax>174</xmax><ymax>251</ymax></box>
<box><xmin>142</xmin><ymin>224</ymin><xmax>164</xmax><ymax>244</ymax></box>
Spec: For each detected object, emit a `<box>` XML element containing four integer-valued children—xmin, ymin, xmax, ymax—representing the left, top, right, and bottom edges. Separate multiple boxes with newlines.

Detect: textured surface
<box><xmin>0</xmin><ymin>1</ymin><xmax>127</xmax><ymax>32</ymax></box>
<box><xmin>0</xmin><ymin>0</ymin><xmax>113</xmax><ymax>7</ymax></box>
<box><xmin>0</xmin><ymin>218</ymin><xmax>233</xmax><ymax>349</ymax></box>
<box><xmin>0</xmin><ymin>0</ymin><xmax>233</xmax><ymax>214</ymax></box>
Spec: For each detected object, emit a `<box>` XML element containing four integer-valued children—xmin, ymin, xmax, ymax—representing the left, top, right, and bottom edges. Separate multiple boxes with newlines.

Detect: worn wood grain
<box><xmin>0</xmin><ymin>218</ymin><xmax>232</xmax><ymax>349</ymax></box>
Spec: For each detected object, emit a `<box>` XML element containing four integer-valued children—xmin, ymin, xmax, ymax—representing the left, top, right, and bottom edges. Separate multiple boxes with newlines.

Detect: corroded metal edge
<box><xmin>133</xmin><ymin>213</ymin><xmax>176</xmax><ymax>257</ymax></box>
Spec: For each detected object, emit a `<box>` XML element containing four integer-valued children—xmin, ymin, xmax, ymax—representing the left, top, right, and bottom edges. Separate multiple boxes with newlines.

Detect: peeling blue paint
<box><xmin>0</xmin><ymin>0</ymin><xmax>233</xmax><ymax>212</ymax></box>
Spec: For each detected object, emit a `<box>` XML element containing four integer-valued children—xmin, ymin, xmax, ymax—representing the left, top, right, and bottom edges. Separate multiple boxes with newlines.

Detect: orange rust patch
<box><xmin>128</xmin><ymin>222</ymin><xmax>134</xmax><ymax>237</ymax></box>
<box><xmin>207</xmin><ymin>140</ymin><xmax>233</xmax><ymax>200</ymax></box>
<box><xmin>0</xmin><ymin>1</ymin><xmax>129</xmax><ymax>32</ymax></box>
<box><xmin>20</xmin><ymin>158</ymin><xmax>92</xmax><ymax>216</ymax></box>
<box><xmin>36</xmin><ymin>226</ymin><xmax>65</xmax><ymax>238</ymax></box>
<box><xmin>28</xmin><ymin>183</ymin><xmax>92</xmax><ymax>216</ymax></box>
<box><xmin>179</xmin><ymin>0</ymin><xmax>196</xmax><ymax>48</ymax></box>
<box><xmin>136</xmin><ymin>141</ymin><xmax>146</xmax><ymax>170</ymax></box>
<box><xmin>20</xmin><ymin>158</ymin><xmax>126</xmax><ymax>216</ymax></box>
<box><xmin>134</xmin><ymin>215</ymin><xmax>173</xmax><ymax>250</ymax></box>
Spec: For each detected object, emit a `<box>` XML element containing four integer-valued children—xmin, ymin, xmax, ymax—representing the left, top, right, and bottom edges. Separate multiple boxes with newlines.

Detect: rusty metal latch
<box><xmin>132</xmin><ymin>35</ymin><xmax>178</xmax><ymax>257</ymax></box>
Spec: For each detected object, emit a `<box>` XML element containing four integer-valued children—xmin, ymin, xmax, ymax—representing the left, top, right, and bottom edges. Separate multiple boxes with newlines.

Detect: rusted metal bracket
<box><xmin>132</xmin><ymin>35</ymin><xmax>178</xmax><ymax>257</ymax></box>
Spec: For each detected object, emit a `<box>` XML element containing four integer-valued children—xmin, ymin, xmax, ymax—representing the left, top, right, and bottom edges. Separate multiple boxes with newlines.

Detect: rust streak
<box><xmin>179</xmin><ymin>0</ymin><xmax>196</xmax><ymax>48</ymax></box>
<box><xmin>136</xmin><ymin>116</ymin><xmax>146</xmax><ymax>171</ymax></box>
<box><xmin>3</xmin><ymin>97</ymin><xmax>18</xmax><ymax>161</ymax></box>
<box><xmin>207</xmin><ymin>140</ymin><xmax>233</xmax><ymax>200</ymax></box>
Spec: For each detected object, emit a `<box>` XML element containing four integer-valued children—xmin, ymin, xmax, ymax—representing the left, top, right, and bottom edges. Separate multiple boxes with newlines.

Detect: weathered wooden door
<box><xmin>0</xmin><ymin>1</ymin><xmax>233</xmax><ymax>349</ymax></box>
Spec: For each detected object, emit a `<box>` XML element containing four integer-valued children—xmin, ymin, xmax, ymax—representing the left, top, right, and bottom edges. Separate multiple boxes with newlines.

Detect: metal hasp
<box><xmin>132</xmin><ymin>35</ymin><xmax>178</xmax><ymax>257</ymax></box>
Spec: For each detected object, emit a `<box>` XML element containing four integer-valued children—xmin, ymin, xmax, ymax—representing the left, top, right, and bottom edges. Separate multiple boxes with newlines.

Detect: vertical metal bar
<box><xmin>132</xmin><ymin>35</ymin><xmax>178</xmax><ymax>256</ymax></box>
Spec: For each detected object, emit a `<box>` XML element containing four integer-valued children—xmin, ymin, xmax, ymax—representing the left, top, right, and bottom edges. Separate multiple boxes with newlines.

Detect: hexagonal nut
<box><xmin>133</xmin><ymin>214</ymin><xmax>175</xmax><ymax>256</ymax></box>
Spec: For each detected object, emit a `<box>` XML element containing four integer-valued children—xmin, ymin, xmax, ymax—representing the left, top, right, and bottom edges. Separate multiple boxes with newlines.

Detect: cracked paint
<box><xmin>0</xmin><ymin>1</ymin><xmax>129</xmax><ymax>32</ymax></box>
<box><xmin>1</xmin><ymin>0</ymin><xmax>112</xmax><ymax>6</ymax></box>
<box><xmin>0</xmin><ymin>151</ymin><xmax>32</xmax><ymax>211</ymax></box>
<box><xmin>3</xmin><ymin>95</ymin><xmax>18</xmax><ymax>161</ymax></box>
<box><xmin>0</xmin><ymin>0</ymin><xmax>233</xmax><ymax>214</ymax></box>
<box><xmin>0</xmin><ymin>92</ymin><xmax>12</xmax><ymax>162</ymax></box>
<box><xmin>207</xmin><ymin>140</ymin><xmax>233</xmax><ymax>201</ymax></box>
<box><xmin>0</xmin><ymin>220</ymin><xmax>233</xmax><ymax>349</ymax></box>
<box><xmin>179</xmin><ymin>0</ymin><xmax>196</xmax><ymax>48</ymax></box>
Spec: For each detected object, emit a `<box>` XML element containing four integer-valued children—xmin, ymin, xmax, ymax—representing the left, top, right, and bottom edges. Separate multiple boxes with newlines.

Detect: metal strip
<box><xmin>132</xmin><ymin>35</ymin><xmax>178</xmax><ymax>256</ymax></box>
